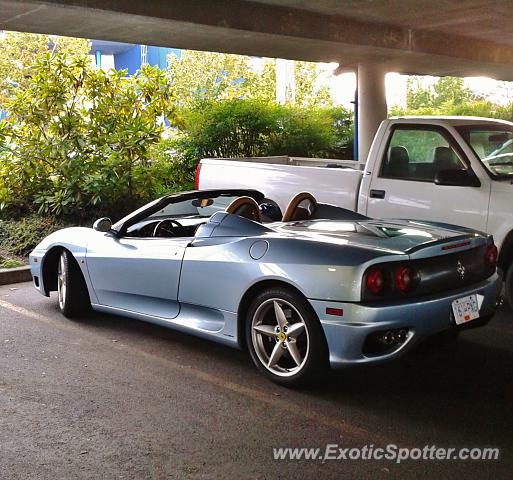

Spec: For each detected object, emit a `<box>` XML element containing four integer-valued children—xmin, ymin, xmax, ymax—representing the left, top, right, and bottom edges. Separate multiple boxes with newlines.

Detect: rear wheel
<box><xmin>504</xmin><ymin>266</ymin><xmax>513</xmax><ymax>311</ymax></box>
<box><xmin>57</xmin><ymin>250</ymin><xmax>90</xmax><ymax>318</ymax></box>
<box><xmin>245</xmin><ymin>287</ymin><xmax>328</xmax><ymax>387</ymax></box>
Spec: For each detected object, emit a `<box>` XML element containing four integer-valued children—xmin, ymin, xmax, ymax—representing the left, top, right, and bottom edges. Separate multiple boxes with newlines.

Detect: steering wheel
<box><xmin>153</xmin><ymin>219</ymin><xmax>185</xmax><ymax>237</ymax></box>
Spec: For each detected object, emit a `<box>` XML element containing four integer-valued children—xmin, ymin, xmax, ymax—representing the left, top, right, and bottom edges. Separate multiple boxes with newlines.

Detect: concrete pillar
<box><xmin>357</xmin><ymin>63</ymin><xmax>387</xmax><ymax>163</ymax></box>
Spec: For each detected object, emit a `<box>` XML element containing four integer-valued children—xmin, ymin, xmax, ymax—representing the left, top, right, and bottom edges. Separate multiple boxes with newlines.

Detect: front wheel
<box><xmin>57</xmin><ymin>250</ymin><xmax>90</xmax><ymax>318</ymax></box>
<box><xmin>245</xmin><ymin>287</ymin><xmax>328</xmax><ymax>388</ymax></box>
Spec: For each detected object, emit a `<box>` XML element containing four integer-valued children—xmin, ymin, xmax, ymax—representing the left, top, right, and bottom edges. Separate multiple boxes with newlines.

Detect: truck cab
<box><xmin>360</xmin><ymin>117</ymin><xmax>513</xmax><ymax>280</ymax></box>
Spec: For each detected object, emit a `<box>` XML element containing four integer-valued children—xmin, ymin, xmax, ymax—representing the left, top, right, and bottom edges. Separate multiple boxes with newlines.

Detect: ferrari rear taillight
<box><xmin>485</xmin><ymin>244</ymin><xmax>498</xmax><ymax>268</ymax></box>
<box><xmin>394</xmin><ymin>266</ymin><xmax>414</xmax><ymax>292</ymax></box>
<box><xmin>194</xmin><ymin>162</ymin><xmax>202</xmax><ymax>190</ymax></box>
<box><xmin>365</xmin><ymin>268</ymin><xmax>385</xmax><ymax>295</ymax></box>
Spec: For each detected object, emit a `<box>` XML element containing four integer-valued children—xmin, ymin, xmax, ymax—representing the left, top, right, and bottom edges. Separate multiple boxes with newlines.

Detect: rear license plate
<box><xmin>452</xmin><ymin>294</ymin><xmax>480</xmax><ymax>325</ymax></box>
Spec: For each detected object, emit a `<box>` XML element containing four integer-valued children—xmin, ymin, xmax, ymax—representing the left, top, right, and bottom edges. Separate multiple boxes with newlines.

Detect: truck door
<box><xmin>364</xmin><ymin>124</ymin><xmax>490</xmax><ymax>231</ymax></box>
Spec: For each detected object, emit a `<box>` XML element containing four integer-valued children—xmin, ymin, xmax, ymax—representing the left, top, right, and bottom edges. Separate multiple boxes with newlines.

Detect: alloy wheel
<box><xmin>57</xmin><ymin>253</ymin><xmax>67</xmax><ymax>310</ymax></box>
<box><xmin>251</xmin><ymin>298</ymin><xmax>310</xmax><ymax>377</ymax></box>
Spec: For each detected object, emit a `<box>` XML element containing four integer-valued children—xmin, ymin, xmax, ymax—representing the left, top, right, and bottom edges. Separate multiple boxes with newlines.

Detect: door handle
<box><xmin>370</xmin><ymin>189</ymin><xmax>386</xmax><ymax>199</ymax></box>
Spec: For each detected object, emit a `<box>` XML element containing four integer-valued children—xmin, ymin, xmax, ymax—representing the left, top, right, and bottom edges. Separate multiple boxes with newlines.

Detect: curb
<box><xmin>0</xmin><ymin>266</ymin><xmax>32</xmax><ymax>285</ymax></box>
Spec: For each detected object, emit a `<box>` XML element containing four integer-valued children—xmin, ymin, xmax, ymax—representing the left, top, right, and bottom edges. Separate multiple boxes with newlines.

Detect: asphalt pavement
<box><xmin>0</xmin><ymin>282</ymin><xmax>512</xmax><ymax>479</ymax></box>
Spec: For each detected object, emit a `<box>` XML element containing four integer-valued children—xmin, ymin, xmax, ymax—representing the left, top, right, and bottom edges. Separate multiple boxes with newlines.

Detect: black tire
<box><xmin>245</xmin><ymin>287</ymin><xmax>328</xmax><ymax>388</ymax></box>
<box><xmin>505</xmin><ymin>266</ymin><xmax>513</xmax><ymax>312</ymax></box>
<box><xmin>57</xmin><ymin>250</ymin><xmax>90</xmax><ymax>318</ymax></box>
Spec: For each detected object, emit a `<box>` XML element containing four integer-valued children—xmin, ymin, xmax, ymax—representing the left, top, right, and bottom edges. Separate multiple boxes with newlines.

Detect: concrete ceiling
<box><xmin>2</xmin><ymin>0</ymin><xmax>513</xmax><ymax>79</ymax></box>
<box><xmin>239</xmin><ymin>0</ymin><xmax>511</xmax><ymax>43</ymax></box>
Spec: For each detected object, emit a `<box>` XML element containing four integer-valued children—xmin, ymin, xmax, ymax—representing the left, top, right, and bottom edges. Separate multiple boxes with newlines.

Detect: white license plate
<box><xmin>452</xmin><ymin>294</ymin><xmax>480</xmax><ymax>325</ymax></box>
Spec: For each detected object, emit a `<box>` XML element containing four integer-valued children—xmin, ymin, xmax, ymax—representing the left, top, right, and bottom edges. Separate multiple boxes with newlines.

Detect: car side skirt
<box><xmin>91</xmin><ymin>303</ymin><xmax>240</xmax><ymax>349</ymax></box>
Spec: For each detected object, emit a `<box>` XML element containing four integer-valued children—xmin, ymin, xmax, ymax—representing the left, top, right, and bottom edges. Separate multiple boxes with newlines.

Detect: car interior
<box><xmin>382</xmin><ymin>144</ymin><xmax>466</xmax><ymax>182</ymax></box>
<box><xmin>123</xmin><ymin>191</ymin><xmax>368</xmax><ymax>239</ymax></box>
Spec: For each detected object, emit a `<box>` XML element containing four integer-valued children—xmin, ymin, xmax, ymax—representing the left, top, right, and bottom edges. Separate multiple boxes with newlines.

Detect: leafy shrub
<box><xmin>180</xmin><ymin>99</ymin><xmax>353</xmax><ymax>160</ymax></box>
<box><xmin>0</xmin><ymin>54</ymin><xmax>175</xmax><ymax>220</ymax></box>
<box><xmin>0</xmin><ymin>216</ymin><xmax>65</xmax><ymax>256</ymax></box>
<box><xmin>0</xmin><ymin>53</ymin><xmax>354</xmax><ymax>225</ymax></box>
<box><xmin>266</xmin><ymin>106</ymin><xmax>353</xmax><ymax>158</ymax></box>
<box><xmin>0</xmin><ymin>258</ymin><xmax>24</xmax><ymax>268</ymax></box>
<box><xmin>147</xmin><ymin>137</ymin><xmax>198</xmax><ymax>195</ymax></box>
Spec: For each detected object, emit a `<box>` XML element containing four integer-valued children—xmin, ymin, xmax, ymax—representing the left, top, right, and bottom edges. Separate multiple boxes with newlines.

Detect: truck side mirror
<box><xmin>434</xmin><ymin>169</ymin><xmax>481</xmax><ymax>187</ymax></box>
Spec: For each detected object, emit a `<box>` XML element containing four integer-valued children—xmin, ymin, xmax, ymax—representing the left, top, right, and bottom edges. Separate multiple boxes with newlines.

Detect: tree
<box><xmin>253</xmin><ymin>59</ymin><xmax>334</xmax><ymax>107</ymax></box>
<box><xmin>167</xmin><ymin>50</ymin><xmax>261</xmax><ymax>108</ymax></box>
<box><xmin>0</xmin><ymin>53</ymin><xmax>176</xmax><ymax>218</ymax></box>
<box><xmin>167</xmin><ymin>49</ymin><xmax>335</xmax><ymax>109</ymax></box>
<box><xmin>405</xmin><ymin>75</ymin><xmax>481</xmax><ymax>111</ymax></box>
<box><xmin>0</xmin><ymin>31</ymin><xmax>91</xmax><ymax>104</ymax></box>
<box><xmin>294</xmin><ymin>61</ymin><xmax>333</xmax><ymax>108</ymax></box>
<box><xmin>432</xmin><ymin>77</ymin><xmax>480</xmax><ymax>106</ymax></box>
<box><xmin>405</xmin><ymin>77</ymin><xmax>433</xmax><ymax>110</ymax></box>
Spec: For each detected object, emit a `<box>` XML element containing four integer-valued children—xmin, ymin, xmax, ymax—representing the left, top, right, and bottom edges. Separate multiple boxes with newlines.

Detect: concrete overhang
<box><xmin>2</xmin><ymin>0</ymin><xmax>513</xmax><ymax>79</ymax></box>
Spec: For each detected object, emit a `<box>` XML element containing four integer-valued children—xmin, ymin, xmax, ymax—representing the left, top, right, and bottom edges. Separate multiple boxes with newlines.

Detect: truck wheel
<box><xmin>245</xmin><ymin>287</ymin><xmax>328</xmax><ymax>388</ymax></box>
<box><xmin>505</xmin><ymin>266</ymin><xmax>513</xmax><ymax>311</ymax></box>
<box><xmin>57</xmin><ymin>250</ymin><xmax>90</xmax><ymax>318</ymax></box>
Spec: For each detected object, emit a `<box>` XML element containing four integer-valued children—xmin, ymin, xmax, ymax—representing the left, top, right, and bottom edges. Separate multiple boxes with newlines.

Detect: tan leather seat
<box><xmin>282</xmin><ymin>192</ymin><xmax>317</xmax><ymax>222</ymax></box>
<box><xmin>225</xmin><ymin>196</ymin><xmax>263</xmax><ymax>223</ymax></box>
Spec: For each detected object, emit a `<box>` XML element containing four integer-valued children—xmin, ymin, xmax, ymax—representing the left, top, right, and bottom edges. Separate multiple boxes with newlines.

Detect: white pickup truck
<box><xmin>197</xmin><ymin>116</ymin><xmax>513</xmax><ymax>307</ymax></box>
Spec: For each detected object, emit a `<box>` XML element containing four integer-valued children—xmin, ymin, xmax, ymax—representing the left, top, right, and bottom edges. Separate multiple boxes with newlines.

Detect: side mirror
<box><xmin>434</xmin><ymin>169</ymin><xmax>481</xmax><ymax>187</ymax></box>
<box><xmin>93</xmin><ymin>217</ymin><xmax>112</xmax><ymax>233</ymax></box>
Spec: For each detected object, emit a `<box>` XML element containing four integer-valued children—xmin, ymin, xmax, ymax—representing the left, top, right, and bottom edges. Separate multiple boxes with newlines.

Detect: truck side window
<box><xmin>381</xmin><ymin>128</ymin><xmax>466</xmax><ymax>182</ymax></box>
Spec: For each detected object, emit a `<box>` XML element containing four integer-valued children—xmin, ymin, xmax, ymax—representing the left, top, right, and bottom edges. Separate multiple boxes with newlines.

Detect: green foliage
<box><xmin>167</xmin><ymin>50</ymin><xmax>335</xmax><ymax>108</ymax></box>
<box><xmin>146</xmin><ymin>137</ymin><xmax>198</xmax><ymax>195</ymax></box>
<box><xmin>0</xmin><ymin>31</ymin><xmax>90</xmax><ymax>105</ymax></box>
<box><xmin>294</xmin><ymin>61</ymin><xmax>333</xmax><ymax>108</ymax></box>
<box><xmin>396</xmin><ymin>75</ymin><xmax>513</xmax><ymax>122</ymax></box>
<box><xmin>183</xmin><ymin>100</ymin><xmax>278</xmax><ymax>157</ymax></box>
<box><xmin>405</xmin><ymin>76</ymin><xmax>481</xmax><ymax>111</ymax></box>
<box><xmin>0</xmin><ymin>215</ymin><xmax>64</xmax><ymax>256</ymax></box>
<box><xmin>167</xmin><ymin>50</ymin><xmax>261</xmax><ymax>108</ymax></box>
<box><xmin>392</xmin><ymin>93</ymin><xmax>513</xmax><ymax>124</ymax></box>
<box><xmin>0</xmin><ymin>46</ymin><xmax>351</xmax><ymax>226</ymax></box>
<box><xmin>180</xmin><ymin>99</ymin><xmax>352</xmax><ymax>159</ymax></box>
<box><xmin>0</xmin><ymin>258</ymin><xmax>24</xmax><ymax>269</ymax></box>
<box><xmin>1</xmin><ymin>53</ymin><xmax>176</xmax><ymax>219</ymax></box>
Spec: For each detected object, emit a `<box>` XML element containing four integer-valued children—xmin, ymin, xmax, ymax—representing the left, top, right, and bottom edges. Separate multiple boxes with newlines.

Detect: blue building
<box><xmin>89</xmin><ymin>40</ymin><xmax>180</xmax><ymax>73</ymax></box>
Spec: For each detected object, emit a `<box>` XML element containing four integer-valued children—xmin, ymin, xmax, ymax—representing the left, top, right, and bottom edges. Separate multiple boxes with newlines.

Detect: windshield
<box><xmin>148</xmin><ymin>195</ymin><xmax>236</xmax><ymax>220</ymax></box>
<box><xmin>123</xmin><ymin>195</ymin><xmax>240</xmax><ymax>237</ymax></box>
<box><xmin>456</xmin><ymin>125</ymin><xmax>513</xmax><ymax>178</ymax></box>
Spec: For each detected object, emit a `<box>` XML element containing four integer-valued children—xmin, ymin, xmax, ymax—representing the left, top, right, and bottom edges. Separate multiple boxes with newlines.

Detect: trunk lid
<box><xmin>276</xmin><ymin>218</ymin><xmax>494</xmax><ymax>301</ymax></box>
<box><xmin>276</xmin><ymin>218</ymin><xmax>486</xmax><ymax>256</ymax></box>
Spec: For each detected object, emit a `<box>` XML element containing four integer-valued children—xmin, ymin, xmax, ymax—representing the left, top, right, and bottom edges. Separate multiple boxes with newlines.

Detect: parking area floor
<box><xmin>0</xmin><ymin>282</ymin><xmax>512</xmax><ymax>479</ymax></box>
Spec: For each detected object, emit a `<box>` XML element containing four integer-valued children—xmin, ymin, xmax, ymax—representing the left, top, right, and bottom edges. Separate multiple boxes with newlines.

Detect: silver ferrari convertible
<box><xmin>30</xmin><ymin>189</ymin><xmax>500</xmax><ymax>386</ymax></box>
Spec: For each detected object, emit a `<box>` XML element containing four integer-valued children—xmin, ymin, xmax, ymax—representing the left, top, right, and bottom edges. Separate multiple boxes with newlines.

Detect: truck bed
<box><xmin>199</xmin><ymin>156</ymin><xmax>364</xmax><ymax>212</ymax></box>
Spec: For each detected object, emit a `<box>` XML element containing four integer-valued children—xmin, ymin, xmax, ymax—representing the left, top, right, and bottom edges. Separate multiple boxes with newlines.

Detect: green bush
<box><xmin>147</xmin><ymin>137</ymin><xmax>198</xmax><ymax>195</ymax></box>
<box><xmin>0</xmin><ymin>54</ymin><xmax>176</xmax><ymax>220</ymax></box>
<box><xmin>0</xmin><ymin>258</ymin><xmax>24</xmax><ymax>268</ymax></box>
<box><xmin>0</xmin><ymin>53</ymin><xmax>354</xmax><ymax>225</ymax></box>
<box><xmin>0</xmin><ymin>216</ymin><xmax>65</xmax><ymax>256</ymax></box>
<box><xmin>180</xmin><ymin>99</ymin><xmax>353</xmax><ymax>160</ymax></box>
